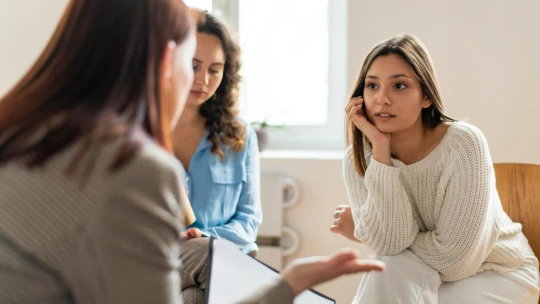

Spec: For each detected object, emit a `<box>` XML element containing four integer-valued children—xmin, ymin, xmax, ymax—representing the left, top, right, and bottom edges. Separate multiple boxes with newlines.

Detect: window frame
<box><xmin>213</xmin><ymin>0</ymin><xmax>349</xmax><ymax>150</ymax></box>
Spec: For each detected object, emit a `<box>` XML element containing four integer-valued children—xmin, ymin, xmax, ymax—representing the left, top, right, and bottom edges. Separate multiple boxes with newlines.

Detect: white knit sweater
<box><xmin>343</xmin><ymin>122</ymin><xmax>530</xmax><ymax>282</ymax></box>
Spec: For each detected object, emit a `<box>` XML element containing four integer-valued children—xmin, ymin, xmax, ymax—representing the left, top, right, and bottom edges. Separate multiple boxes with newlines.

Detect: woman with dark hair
<box><xmin>0</xmin><ymin>1</ymin><xmax>384</xmax><ymax>303</ymax></box>
<box><xmin>173</xmin><ymin>9</ymin><xmax>261</xmax><ymax>256</ymax></box>
<box><xmin>0</xmin><ymin>0</ymin><xmax>197</xmax><ymax>302</ymax></box>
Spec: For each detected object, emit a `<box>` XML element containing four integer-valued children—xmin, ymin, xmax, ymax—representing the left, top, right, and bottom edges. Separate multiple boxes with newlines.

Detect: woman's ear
<box><xmin>422</xmin><ymin>95</ymin><xmax>432</xmax><ymax>109</ymax></box>
<box><xmin>160</xmin><ymin>41</ymin><xmax>177</xmax><ymax>87</ymax></box>
<box><xmin>156</xmin><ymin>41</ymin><xmax>178</xmax><ymax>153</ymax></box>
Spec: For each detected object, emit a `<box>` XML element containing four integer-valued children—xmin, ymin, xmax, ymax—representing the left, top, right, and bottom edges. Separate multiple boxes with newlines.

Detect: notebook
<box><xmin>205</xmin><ymin>237</ymin><xmax>335</xmax><ymax>304</ymax></box>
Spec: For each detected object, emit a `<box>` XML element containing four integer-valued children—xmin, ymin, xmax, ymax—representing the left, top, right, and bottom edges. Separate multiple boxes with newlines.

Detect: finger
<box><xmin>329</xmin><ymin>225</ymin><xmax>340</xmax><ymax>233</ymax></box>
<box><xmin>348</xmin><ymin>104</ymin><xmax>365</xmax><ymax>121</ymax></box>
<box><xmin>345</xmin><ymin>96</ymin><xmax>363</xmax><ymax>113</ymax></box>
<box><xmin>336</xmin><ymin>205</ymin><xmax>349</xmax><ymax>210</ymax></box>
<box><xmin>344</xmin><ymin>100</ymin><xmax>355</xmax><ymax>114</ymax></box>
<box><xmin>345</xmin><ymin>101</ymin><xmax>363</xmax><ymax>116</ymax></box>
<box><xmin>327</xmin><ymin>249</ymin><xmax>359</xmax><ymax>263</ymax></box>
<box><xmin>343</xmin><ymin>259</ymin><xmax>386</xmax><ymax>274</ymax></box>
<box><xmin>351</xmin><ymin>103</ymin><xmax>364</xmax><ymax>116</ymax></box>
<box><xmin>345</xmin><ymin>97</ymin><xmax>359</xmax><ymax>111</ymax></box>
<box><xmin>186</xmin><ymin>228</ymin><xmax>198</xmax><ymax>237</ymax></box>
<box><xmin>349</xmin><ymin>109</ymin><xmax>371</xmax><ymax>130</ymax></box>
<box><xmin>346</xmin><ymin>106</ymin><xmax>364</xmax><ymax>123</ymax></box>
<box><xmin>349</xmin><ymin>96</ymin><xmax>363</xmax><ymax>104</ymax></box>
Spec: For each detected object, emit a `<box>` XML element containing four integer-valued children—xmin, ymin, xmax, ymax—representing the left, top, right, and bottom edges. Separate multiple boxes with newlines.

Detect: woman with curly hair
<box><xmin>173</xmin><ymin>9</ymin><xmax>262</xmax><ymax>255</ymax></box>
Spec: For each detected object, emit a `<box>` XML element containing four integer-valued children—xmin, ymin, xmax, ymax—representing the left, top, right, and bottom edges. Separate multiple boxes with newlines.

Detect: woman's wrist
<box><xmin>282</xmin><ymin>269</ymin><xmax>309</xmax><ymax>296</ymax></box>
<box><xmin>371</xmin><ymin>142</ymin><xmax>392</xmax><ymax>166</ymax></box>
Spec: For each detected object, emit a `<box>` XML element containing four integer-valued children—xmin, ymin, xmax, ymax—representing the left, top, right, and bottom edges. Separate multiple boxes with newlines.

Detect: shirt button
<box><xmin>186</xmin><ymin>176</ymin><xmax>190</xmax><ymax>182</ymax></box>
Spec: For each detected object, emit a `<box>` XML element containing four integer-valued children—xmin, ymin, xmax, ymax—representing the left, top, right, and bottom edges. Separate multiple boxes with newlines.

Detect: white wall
<box><xmin>347</xmin><ymin>0</ymin><xmax>540</xmax><ymax>164</ymax></box>
<box><xmin>260</xmin><ymin>156</ymin><xmax>363</xmax><ymax>304</ymax></box>
<box><xmin>0</xmin><ymin>0</ymin><xmax>68</xmax><ymax>95</ymax></box>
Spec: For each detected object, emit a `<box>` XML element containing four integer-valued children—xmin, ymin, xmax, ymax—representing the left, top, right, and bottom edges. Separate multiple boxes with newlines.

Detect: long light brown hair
<box><xmin>347</xmin><ymin>34</ymin><xmax>454</xmax><ymax>176</ymax></box>
<box><xmin>191</xmin><ymin>9</ymin><xmax>245</xmax><ymax>158</ymax></box>
<box><xmin>0</xmin><ymin>0</ymin><xmax>192</xmax><ymax>173</ymax></box>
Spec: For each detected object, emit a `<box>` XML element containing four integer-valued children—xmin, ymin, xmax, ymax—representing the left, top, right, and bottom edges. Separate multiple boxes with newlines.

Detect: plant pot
<box><xmin>255</xmin><ymin>128</ymin><xmax>268</xmax><ymax>151</ymax></box>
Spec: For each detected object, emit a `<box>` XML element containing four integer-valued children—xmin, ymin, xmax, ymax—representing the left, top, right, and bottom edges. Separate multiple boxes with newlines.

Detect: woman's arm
<box><xmin>70</xmin><ymin>150</ymin><xmax>185</xmax><ymax>304</ymax></box>
<box><xmin>238</xmin><ymin>249</ymin><xmax>385</xmax><ymax>304</ymax></box>
<box><xmin>409</xmin><ymin>125</ymin><xmax>499</xmax><ymax>282</ymax></box>
<box><xmin>343</xmin><ymin>147</ymin><xmax>419</xmax><ymax>255</ymax></box>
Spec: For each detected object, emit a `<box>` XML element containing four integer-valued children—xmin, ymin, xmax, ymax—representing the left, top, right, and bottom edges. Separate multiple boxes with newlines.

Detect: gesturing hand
<box><xmin>282</xmin><ymin>248</ymin><xmax>385</xmax><ymax>296</ymax></box>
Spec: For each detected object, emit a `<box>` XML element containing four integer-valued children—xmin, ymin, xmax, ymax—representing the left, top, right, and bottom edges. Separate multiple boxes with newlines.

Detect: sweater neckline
<box><xmin>390</xmin><ymin>122</ymin><xmax>458</xmax><ymax>171</ymax></box>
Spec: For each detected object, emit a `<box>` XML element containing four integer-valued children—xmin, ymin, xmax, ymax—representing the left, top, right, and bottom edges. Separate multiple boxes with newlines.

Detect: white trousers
<box><xmin>353</xmin><ymin>249</ymin><xmax>540</xmax><ymax>304</ymax></box>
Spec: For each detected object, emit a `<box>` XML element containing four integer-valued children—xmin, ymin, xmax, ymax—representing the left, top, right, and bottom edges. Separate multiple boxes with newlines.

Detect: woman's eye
<box><xmin>209</xmin><ymin>69</ymin><xmax>220</xmax><ymax>74</ymax></box>
<box><xmin>366</xmin><ymin>83</ymin><xmax>378</xmax><ymax>89</ymax></box>
<box><xmin>395</xmin><ymin>83</ymin><xmax>407</xmax><ymax>90</ymax></box>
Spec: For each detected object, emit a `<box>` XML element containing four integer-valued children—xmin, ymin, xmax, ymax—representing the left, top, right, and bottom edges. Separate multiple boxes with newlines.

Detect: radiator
<box><xmin>256</xmin><ymin>173</ymin><xmax>301</xmax><ymax>270</ymax></box>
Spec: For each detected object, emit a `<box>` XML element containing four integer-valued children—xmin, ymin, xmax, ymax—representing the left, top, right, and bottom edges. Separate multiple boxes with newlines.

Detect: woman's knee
<box><xmin>375</xmin><ymin>249</ymin><xmax>440</xmax><ymax>283</ymax></box>
<box><xmin>180</xmin><ymin>238</ymin><xmax>211</xmax><ymax>290</ymax></box>
<box><xmin>180</xmin><ymin>238</ymin><xmax>210</xmax><ymax>260</ymax></box>
<box><xmin>377</xmin><ymin>250</ymin><xmax>430</xmax><ymax>268</ymax></box>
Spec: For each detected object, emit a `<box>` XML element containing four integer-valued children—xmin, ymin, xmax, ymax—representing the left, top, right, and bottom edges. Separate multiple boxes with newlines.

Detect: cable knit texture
<box><xmin>343</xmin><ymin>122</ymin><xmax>529</xmax><ymax>282</ymax></box>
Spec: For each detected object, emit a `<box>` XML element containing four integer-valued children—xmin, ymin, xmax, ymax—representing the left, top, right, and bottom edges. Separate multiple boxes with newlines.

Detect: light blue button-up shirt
<box><xmin>181</xmin><ymin>122</ymin><xmax>262</xmax><ymax>253</ymax></box>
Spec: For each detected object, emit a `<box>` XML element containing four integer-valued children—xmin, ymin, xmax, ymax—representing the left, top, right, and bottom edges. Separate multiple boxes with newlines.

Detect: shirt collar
<box><xmin>195</xmin><ymin>130</ymin><xmax>212</xmax><ymax>153</ymax></box>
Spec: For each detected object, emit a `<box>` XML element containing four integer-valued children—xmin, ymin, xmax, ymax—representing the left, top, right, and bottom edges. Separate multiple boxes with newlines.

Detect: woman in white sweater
<box><xmin>331</xmin><ymin>34</ymin><xmax>540</xmax><ymax>303</ymax></box>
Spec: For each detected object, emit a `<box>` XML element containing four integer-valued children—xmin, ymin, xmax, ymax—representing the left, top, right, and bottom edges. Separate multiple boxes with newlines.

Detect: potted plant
<box><xmin>250</xmin><ymin>119</ymin><xmax>286</xmax><ymax>152</ymax></box>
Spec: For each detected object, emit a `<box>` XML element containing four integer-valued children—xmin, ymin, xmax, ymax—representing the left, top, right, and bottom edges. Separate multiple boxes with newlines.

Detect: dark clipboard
<box><xmin>204</xmin><ymin>236</ymin><xmax>335</xmax><ymax>304</ymax></box>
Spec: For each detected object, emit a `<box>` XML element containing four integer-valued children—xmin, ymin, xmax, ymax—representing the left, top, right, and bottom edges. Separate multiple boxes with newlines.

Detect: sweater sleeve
<box><xmin>409</xmin><ymin>125</ymin><xmax>499</xmax><ymax>282</ymax></box>
<box><xmin>236</xmin><ymin>278</ymin><xmax>295</xmax><ymax>304</ymax></box>
<box><xmin>343</xmin><ymin>147</ymin><xmax>419</xmax><ymax>255</ymax></box>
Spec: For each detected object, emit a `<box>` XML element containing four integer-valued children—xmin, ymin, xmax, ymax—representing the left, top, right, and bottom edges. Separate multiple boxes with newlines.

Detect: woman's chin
<box><xmin>373</xmin><ymin>123</ymin><xmax>397</xmax><ymax>134</ymax></box>
<box><xmin>184</xmin><ymin>96</ymin><xmax>207</xmax><ymax>109</ymax></box>
<box><xmin>184</xmin><ymin>101</ymin><xmax>202</xmax><ymax>109</ymax></box>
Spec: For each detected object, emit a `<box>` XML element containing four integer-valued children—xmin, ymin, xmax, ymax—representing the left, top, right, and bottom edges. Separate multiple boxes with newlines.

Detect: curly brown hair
<box><xmin>191</xmin><ymin>9</ymin><xmax>245</xmax><ymax>158</ymax></box>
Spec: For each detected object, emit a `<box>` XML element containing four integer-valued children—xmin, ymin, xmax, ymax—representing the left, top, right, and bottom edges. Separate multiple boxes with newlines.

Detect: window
<box><xmin>183</xmin><ymin>0</ymin><xmax>213</xmax><ymax>11</ymax></box>
<box><xmin>187</xmin><ymin>0</ymin><xmax>348</xmax><ymax>150</ymax></box>
<box><xmin>239</xmin><ymin>0</ymin><xmax>329</xmax><ymax>126</ymax></box>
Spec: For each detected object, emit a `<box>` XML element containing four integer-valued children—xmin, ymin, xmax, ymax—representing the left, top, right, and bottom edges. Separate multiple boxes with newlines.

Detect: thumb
<box><xmin>329</xmin><ymin>225</ymin><xmax>340</xmax><ymax>233</ymax></box>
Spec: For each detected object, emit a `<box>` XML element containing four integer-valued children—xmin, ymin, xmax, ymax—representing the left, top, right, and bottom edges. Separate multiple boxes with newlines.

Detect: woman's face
<box><xmin>363</xmin><ymin>54</ymin><xmax>432</xmax><ymax>134</ymax></box>
<box><xmin>186</xmin><ymin>32</ymin><xmax>225</xmax><ymax>108</ymax></box>
<box><xmin>166</xmin><ymin>30</ymin><xmax>197</xmax><ymax>127</ymax></box>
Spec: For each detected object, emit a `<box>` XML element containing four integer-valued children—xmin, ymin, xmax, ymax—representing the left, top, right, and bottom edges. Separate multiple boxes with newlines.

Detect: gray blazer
<box><xmin>0</xmin><ymin>135</ymin><xmax>294</xmax><ymax>303</ymax></box>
